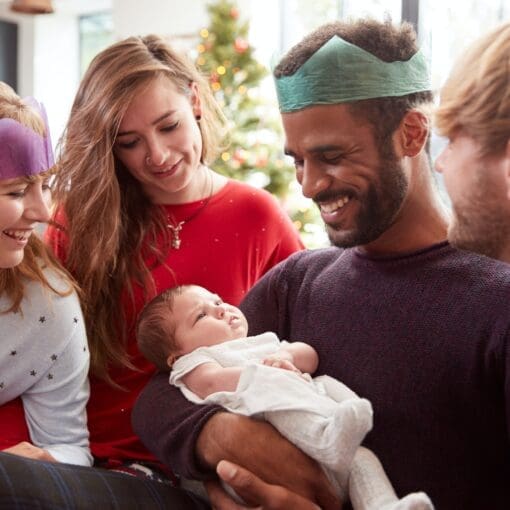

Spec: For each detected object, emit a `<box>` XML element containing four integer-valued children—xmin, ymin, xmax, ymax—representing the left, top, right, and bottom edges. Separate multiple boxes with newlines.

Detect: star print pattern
<box><xmin>0</xmin><ymin>267</ymin><xmax>91</xmax><ymax>465</ymax></box>
<box><xmin>0</xmin><ymin>306</ymin><xmax>88</xmax><ymax>393</ymax></box>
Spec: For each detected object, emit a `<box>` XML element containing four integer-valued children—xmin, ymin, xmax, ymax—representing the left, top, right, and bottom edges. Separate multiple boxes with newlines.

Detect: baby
<box><xmin>137</xmin><ymin>284</ymin><xmax>433</xmax><ymax>510</ymax></box>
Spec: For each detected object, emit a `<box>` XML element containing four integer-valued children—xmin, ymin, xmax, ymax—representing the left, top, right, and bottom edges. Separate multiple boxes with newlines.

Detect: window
<box><xmin>79</xmin><ymin>11</ymin><xmax>113</xmax><ymax>77</ymax></box>
<box><xmin>419</xmin><ymin>0</ymin><xmax>510</xmax><ymax>91</ymax></box>
<box><xmin>0</xmin><ymin>20</ymin><xmax>17</xmax><ymax>90</ymax></box>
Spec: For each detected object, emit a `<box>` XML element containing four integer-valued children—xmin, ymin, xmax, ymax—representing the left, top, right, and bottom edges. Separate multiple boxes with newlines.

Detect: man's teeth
<box><xmin>3</xmin><ymin>230</ymin><xmax>30</xmax><ymax>241</ymax></box>
<box><xmin>321</xmin><ymin>196</ymin><xmax>350</xmax><ymax>214</ymax></box>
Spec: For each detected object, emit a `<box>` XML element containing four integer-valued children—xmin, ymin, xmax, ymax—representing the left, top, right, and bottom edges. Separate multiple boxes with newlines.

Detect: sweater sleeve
<box><xmin>259</xmin><ymin>192</ymin><xmax>304</xmax><ymax>273</ymax></box>
<box><xmin>132</xmin><ymin>371</ymin><xmax>223</xmax><ymax>479</ymax></box>
<box><xmin>21</xmin><ymin>293</ymin><xmax>92</xmax><ymax>467</ymax></box>
<box><xmin>240</xmin><ymin>253</ymin><xmax>295</xmax><ymax>338</ymax></box>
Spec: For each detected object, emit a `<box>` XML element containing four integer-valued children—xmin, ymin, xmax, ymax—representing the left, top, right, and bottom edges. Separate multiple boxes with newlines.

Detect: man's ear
<box><xmin>393</xmin><ymin>110</ymin><xmax>429</xmax><ymax>157</ymax></box>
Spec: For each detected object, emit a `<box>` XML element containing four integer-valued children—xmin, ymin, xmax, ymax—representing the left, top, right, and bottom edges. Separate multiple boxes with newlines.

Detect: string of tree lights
<box><xmin>196</xmin><ymin>0</ymin><xmax>325</xmax><ymax>246</ymax></box>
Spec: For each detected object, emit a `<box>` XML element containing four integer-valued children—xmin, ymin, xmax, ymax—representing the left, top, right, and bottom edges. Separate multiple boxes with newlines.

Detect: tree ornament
<box><xmin>195</xmin><ymin>0</ymin><xmax>323</xmax><ymax>246</ymax></box>
<box><xmin>234</xmin><ymin>37</ymin><xmax>249</xmax><ymax>54</ymax></box>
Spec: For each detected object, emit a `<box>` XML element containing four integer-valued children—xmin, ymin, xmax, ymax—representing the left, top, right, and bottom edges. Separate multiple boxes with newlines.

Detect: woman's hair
<box><xmin>136</xmin><ymin>285</ymin><xmax>192</xmax><ymax>371</ymax></box>
<box><xmin>435</xmin><ymin>22</ymin><xmax>510</xmax><ymax>158</ymax></box>
<box><xmin>0</xmin><ymin>81</ymin><xmax>75</xmax><ymax>313</ymax></box>
<box><xmin>274</xmin><ymin>19</ymin><xmax>433</xmax><ymax>154</ymax></box>
<box><xmin>52</xmin><ymin>35</ymin><xmax>226</xmax><ymax>382</ymax></box>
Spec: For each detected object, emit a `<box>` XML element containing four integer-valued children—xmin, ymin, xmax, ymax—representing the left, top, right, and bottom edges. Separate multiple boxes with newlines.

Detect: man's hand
<box><xmin>3</xmin><ymin>441</ymin><xmax>57</xmax><ymax>462</ymax></box>
<box><xmin>205</xmin><ymin>460</ymin><xmax>321</xmax><ymax>509</ymax></box>
<box><xmin>196</xmin><ymin>412</ymin><xmax>340</xmax><ymax>509</ymax></box>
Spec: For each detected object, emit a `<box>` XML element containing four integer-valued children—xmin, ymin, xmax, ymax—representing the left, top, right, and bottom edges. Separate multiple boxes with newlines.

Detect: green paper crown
<box><xmin>274</xmin><ymin>35</ymin><xmax>431</xmax><ymax>113</ymax></box>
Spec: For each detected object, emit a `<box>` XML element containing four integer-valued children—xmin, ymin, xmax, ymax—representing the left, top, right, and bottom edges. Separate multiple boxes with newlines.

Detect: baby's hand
<box><xmin>263</xmin><ymin>357</ymin><xmax>301</xmax><ymax>373</ymax></box>
<box><xmin>262</xmin><ymin>358</ymin><xmax>313</xmax><ymax>383</ymax></box>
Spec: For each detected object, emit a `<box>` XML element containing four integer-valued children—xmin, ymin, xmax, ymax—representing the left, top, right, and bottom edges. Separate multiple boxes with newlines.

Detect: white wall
<box><xmin>0</xmin><ymin>0</ymin><xmax>259</xmax><ymax>146</ymax></box>
<box><xmin>113</xmin><ymin>0</ymin><xmax>209</xmax><ymax>40</ymax></box>
<box><xmin>0</xmin><ymin>0</ymin><xmax>111</xmax><ymax>148</ymax></box>
<box><xmin>112</xmin><ymin>0</ymin><xmax>250</xmax><ymax>51</ymax></box>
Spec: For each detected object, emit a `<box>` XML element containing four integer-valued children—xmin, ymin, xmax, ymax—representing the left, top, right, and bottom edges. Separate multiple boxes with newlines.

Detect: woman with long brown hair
<box><xmin>1</xmin><ymin>34</ymin><xmax>301</xmax><ymax>507</ymax></box>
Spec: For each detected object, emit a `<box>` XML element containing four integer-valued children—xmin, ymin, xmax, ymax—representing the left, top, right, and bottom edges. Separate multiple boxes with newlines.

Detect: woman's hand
<box><xmin>3</xmin><ymin>441</ymin><xmax>57</xmax><ymax>462</ymax></box>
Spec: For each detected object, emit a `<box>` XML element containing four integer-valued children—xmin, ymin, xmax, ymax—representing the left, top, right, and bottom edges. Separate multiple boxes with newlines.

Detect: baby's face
<box><xmin>172</xmin><ymin>286</ymin><xmax>249</xmax><ymax>357</ymax></box>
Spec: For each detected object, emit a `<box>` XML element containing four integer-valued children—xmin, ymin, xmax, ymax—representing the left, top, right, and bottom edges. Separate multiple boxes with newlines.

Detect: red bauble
<box><xmin>234</xmin><ymin>37</ymin><xmax>249</xmax><ymax>54</ymax></box>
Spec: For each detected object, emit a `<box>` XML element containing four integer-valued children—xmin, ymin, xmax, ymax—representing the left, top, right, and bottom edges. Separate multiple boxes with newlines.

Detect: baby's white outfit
<box><xmin>170</xmin><ymin>332</ymin><xmax>373</xmax><ymax>490</ymax></box>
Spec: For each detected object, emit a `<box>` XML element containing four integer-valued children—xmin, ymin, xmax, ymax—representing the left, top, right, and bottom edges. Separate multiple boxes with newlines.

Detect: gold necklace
<box><xmin>167</xmin><ymin>174</ymin><xmax>214</xmax><ymax>249</ymax></box>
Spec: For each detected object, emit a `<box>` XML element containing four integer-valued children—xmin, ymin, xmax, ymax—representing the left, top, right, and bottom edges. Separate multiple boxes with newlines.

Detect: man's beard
<box><xmin>448</xmin><ymin>167</ymin><xmax>510</xmax><ymax>260</ymax></box>
<box><xmin>322</xmin><ymin>149</ymin><xmax>408</xmax><ymax>249</ymax></box>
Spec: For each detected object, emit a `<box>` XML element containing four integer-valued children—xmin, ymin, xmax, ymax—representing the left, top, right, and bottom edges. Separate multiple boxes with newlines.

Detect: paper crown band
<box><xmin>0</xmin><ymin>97</ymin><xmax>54</xmax><ymax>180</ymax></box>
<box><xmin>274</xmin><ymin>35</ymin><xmax>431</xmax><ymax>113</ymax></box>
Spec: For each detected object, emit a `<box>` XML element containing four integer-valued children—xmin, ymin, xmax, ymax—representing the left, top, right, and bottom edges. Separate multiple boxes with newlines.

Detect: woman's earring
<box><xmin>195</xmin><ymin>115</ymin><xmax>202</xmax><ymax>121</ymax></box>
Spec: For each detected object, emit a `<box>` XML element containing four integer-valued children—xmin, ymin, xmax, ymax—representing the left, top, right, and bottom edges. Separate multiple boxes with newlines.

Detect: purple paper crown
<box><xmin>0</xmin><ymin>97</ymin><xmax>54</xmax><ymax>180</ymax></box>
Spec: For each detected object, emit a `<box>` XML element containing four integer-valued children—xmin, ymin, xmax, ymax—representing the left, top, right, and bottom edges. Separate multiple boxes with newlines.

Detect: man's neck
<box><xmin>497</xmin><ymin>244</ymin><xmax>510</xmax><ymax>264</ymax></box>
<box><xmin>360</xmin><ymin>159</ymin><xmax>449</xmax><ymax>256</ymax></box>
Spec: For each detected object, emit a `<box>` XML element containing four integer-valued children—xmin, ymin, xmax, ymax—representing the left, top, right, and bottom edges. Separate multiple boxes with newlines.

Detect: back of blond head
<box><xmin>0</xmin><ymin>81</ymin><xmax>73</xmax><ymax>311</ymax></box>
<box><xmin>436</xmin><ymin>22</ymin><xmax>510</xmax><ymax>156</ymax></box>
<box><xmin>0</xmin><ymin>82</ymin><xmax>45</xmax><ymax>135</ymax></box>
<box><xmin>53</xmin><ymin>36</ymin><xmax>225</xmax><ymax>382</ymax></box>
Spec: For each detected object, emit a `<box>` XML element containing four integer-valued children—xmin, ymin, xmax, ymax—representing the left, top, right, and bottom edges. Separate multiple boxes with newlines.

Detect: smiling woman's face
<box><xmin>113</xmin><ymin>75</ymin><xmax>203</xmax><ymax>204</ymax></box>
<box><xmin>0</xmin><ymin>175</ymin><xmax>51</xmax><ymax>268</ymax></box>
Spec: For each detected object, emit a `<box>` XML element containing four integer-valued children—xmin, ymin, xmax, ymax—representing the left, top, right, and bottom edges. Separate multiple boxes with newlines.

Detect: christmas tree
<box><xmin>196</xmin><ymin>0</ymin><xmax>325</xmax><ymax>246</ymax></box>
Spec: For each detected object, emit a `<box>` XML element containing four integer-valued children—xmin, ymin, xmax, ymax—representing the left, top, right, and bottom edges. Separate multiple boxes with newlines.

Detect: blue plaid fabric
<box><xmin>0</xmin><ymin>452</ymin><xmax>209</xmax><ymax>509</ymax></box>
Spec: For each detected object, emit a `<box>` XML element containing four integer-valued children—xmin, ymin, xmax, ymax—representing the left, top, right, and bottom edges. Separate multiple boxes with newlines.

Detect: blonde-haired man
<box><xmin>435</xmin><ymin>22</ymin><xmax>510</xmax><ymax>262</ymax></box>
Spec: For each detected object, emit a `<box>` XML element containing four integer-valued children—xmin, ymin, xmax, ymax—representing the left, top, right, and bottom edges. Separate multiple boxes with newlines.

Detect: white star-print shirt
<box><xmin>0</xmin><ymin>267</ymin><xmax>91</xmax><ymax>466</ymax></box>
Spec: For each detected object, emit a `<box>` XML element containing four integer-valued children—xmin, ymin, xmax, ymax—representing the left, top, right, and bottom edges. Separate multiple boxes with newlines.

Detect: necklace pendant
<box><xmin>167</xmin><ymin>221</ymin><xmax>185</xmax><ymax>250</ymax></box>
<box><xmin>172</xmin><ymin>236</ymin><xmax>182</xmax><ymax>249</ymax></box>
<box><xmin>165</xmin><ymin>174</ymin><xmax>214</xmax><ymax>250</ymax></box>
